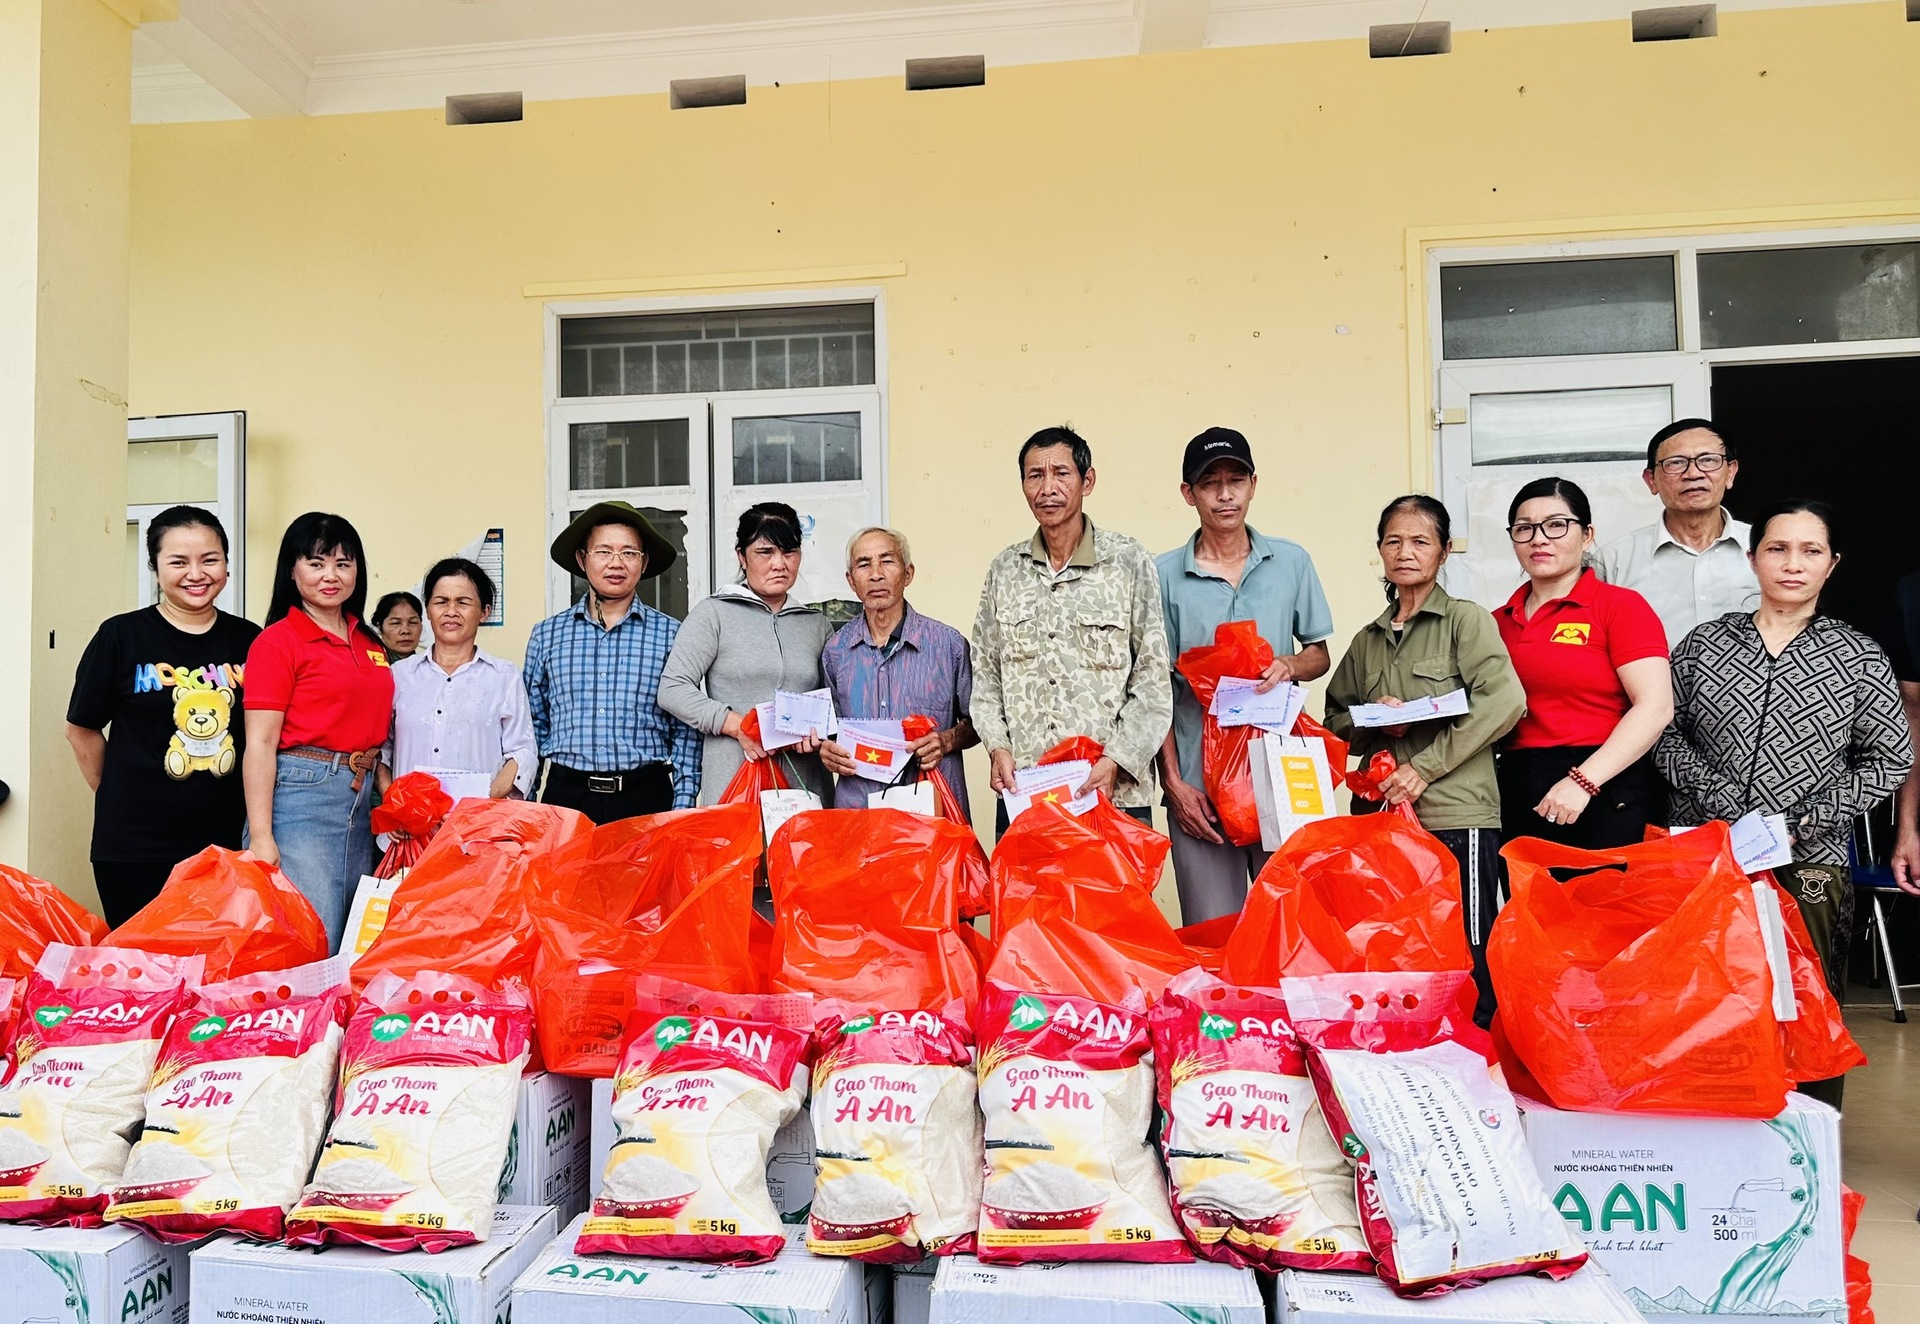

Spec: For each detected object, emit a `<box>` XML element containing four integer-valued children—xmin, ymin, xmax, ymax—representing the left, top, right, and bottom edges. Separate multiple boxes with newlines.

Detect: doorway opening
<box><xmin>1710</xmin><ymin>356</ymin><xmax>1920</xmax><ymax>634</ymax></box>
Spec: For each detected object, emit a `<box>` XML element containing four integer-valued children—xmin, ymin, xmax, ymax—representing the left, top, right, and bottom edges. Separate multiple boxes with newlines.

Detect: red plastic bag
<box><xmin>1842</xmin><ymin>1186</ymin><xmax>1876</xmax><ymax>1324</ymax></box>
<box><xmin>1490</xmin><ymin>823</ymin><xmax>1864</xmax><ymax>1116</ymax></box>
<box><xmin>1221</xmin><ymin>814</ymin><xmax>1469</xmax><ymax>986</ymax></box>
<box><xmin>369</xmin><ymin>771</ymin><xmax>456</xmax><ymax>878</ymax></box>
<box><xmin>106</xmin><ymin>846</ymin><xmax>327</xmax><ymax>983</ymax></box>
<box><xmin>893</xmin><ymin>715</ymin><xmax>989</xmax><ymax>917</ymax></box>
<box><xmin>1175</xmin><ymin>623</ymin><xmax>1277</xmax><ymax>847</ymax></box>
<box><xmin>718</xmin><ymin>707</ymin><xmax>791</xmax><ymax>804</ymax></box>
<box><xmin>529</xmin><ymin>803</ymin><xmax>764</xmax><ymax>1076</ymax></box>
<box><xmin>767</xmin><ymin>808</ymin><xmax>980</xmax><ymax>1012</ymax></box>
<box><xmin>987</xmin><ymin>798</ymin><xmax>1191</xmax><ymax>1006</ymax></box>
<box><xmin>352</xmin><ymin>798</ymin><xmax>592</xmax><ymax>998</ymax></box>
<box><xmin>1343</xmin><ymin>752</ymin><xmax>1421</xmax><ymax>825</ymax></box>
<box><xmin>1175</xmin><ymin>914</ymin><xmax>1237</xmax><ymax>975</ymax></box>
<box><xmin>0</xmin><ymin>865</ymin><xmax>107</xmax><ymax>981</ymax></box>
<box><xmin>1292</xmin><ymin>712</ymin><xmax>1350</xmax><ymax>790</ymax></box>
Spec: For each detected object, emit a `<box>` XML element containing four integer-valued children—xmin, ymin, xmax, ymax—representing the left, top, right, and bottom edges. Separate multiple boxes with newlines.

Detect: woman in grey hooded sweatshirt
<box><xmin>660</xmin><ymin>502</ymin><xmax>834</xmax><ymax>804</ymax></box>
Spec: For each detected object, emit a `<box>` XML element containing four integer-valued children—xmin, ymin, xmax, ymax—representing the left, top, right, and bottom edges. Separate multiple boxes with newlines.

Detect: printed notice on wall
<box><xmin>476</xmin><ymin>528</ymin><xmax>505</xmax><ymax>625</ymax></box>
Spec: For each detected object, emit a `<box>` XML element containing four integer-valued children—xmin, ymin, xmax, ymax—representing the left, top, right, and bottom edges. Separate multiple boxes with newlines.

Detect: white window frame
<box><xmin>127</xmin><ymin>411</ymin><xmax>246</xmax><ymax>613</ymax></box>
<box><xmin>541</xmin><ymin>287</ymin><xmax>888</xmax><ymax>616</ymax></box>
<box><xmin>1426</xmin><ymin>223</ymin><xmax>1920</xmax><ymax>600</ymax></box>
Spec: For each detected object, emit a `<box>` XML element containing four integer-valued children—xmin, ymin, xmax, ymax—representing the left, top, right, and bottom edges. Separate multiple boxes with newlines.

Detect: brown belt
<box><xmin>283</xmin><ymin>745</ymin><xmax>382</xmax><ymax>792</ymax></box>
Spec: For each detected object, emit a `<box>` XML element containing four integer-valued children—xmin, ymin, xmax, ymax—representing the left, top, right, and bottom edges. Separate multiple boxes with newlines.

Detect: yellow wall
<box><xmin>123</xmin><ymin>3</ymin><xmax>1920</xmax><ymax>846</ymax></box>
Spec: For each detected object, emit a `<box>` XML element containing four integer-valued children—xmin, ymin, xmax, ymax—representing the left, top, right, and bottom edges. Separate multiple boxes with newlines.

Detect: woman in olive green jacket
<box><xmin>1324</xmin><ymin>494</ymin><xmax>1525</xmax><ymax>1024</ymax></box>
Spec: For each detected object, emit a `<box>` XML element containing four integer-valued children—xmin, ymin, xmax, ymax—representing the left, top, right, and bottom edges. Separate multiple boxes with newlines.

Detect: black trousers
<box><xmin>92</xmin><ymin>859</ymin><xmax>174</xmax><ymax>928</ymax></box>
<box><xmin>538</xmin><ymin>762</ymin><xmax>675</xmax><ymax>825</ymax></box>
<box><xmin>1430</xmin><ymin>826</ymin><xmax>1504</xmax><ymax>1029</ymax></box>
<box><xmin>1497</xmin><ymin>746</ymin><xmax>1657</xmax><ymax>852</ymax></box>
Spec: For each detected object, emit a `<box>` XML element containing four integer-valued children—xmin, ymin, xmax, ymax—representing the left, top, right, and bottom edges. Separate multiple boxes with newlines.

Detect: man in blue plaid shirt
<box><xmin>525</xmin><ymin>502</ymin><xmax>701</xmax><ymax>822</ymax></box>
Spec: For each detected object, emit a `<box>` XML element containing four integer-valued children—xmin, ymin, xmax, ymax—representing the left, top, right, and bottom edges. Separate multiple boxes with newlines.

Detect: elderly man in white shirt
<box><xmin>1597</xmin><ymin>418</ymin><xmax>1760</xmax><ymax>646</ymax></box>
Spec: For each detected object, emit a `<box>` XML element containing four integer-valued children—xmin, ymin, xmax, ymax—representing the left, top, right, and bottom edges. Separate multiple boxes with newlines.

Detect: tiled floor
<box><xmin>1837</xmin><ymin>1002</ymin><xmax>1918</xmax><ymax>1319</ymax></box>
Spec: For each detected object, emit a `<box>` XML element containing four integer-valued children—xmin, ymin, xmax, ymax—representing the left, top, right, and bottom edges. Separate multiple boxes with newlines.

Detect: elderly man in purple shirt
<box><xmin>820</xmin><ymin>527</ymin><xmax>978</xmax><ymax>816</ymax></box>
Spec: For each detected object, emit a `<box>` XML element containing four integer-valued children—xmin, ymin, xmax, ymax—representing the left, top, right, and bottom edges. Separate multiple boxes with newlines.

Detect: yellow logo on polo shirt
<box><xmin>1549</xmin><ymin>623</ymin><xmax>1592</xmax><ymax>646</ymax></box>
<box><xmin>367</xmin><ymin>650</ymin><xmax>390</xmax><ymax>667</ymax></box>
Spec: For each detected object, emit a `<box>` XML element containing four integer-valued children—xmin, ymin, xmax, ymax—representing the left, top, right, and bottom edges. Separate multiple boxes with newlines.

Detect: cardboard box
<box><xmin>928</xmin><ymin>1253</ymin><xmax>1263</xmax><ymax>1324</ymax></box>
<box><xmin>589</xmin><ymin>1075</ymin><xmax>816</xmax><ymax>1220</ymax></box>
<box><xmin>894</xmin><ymin>1259</ymin><xmax>936</xmax><ymax>1324</ymax></box>
<box><xmin>499</xmin><ymin>1071</ymin><xmax>593</xmax><ymax>1221</ymax></box>
<box><xmin>1519</xmin><ymin>1093</ymin><xmax>1844</xmax><ymax>1321</ymax></box>
<box><xmin>512</xmin><ymin>1218</ymin><xmax>868</xmax><ymax>1324</ymax></box>
<box><xmin>0</xmin><ymin>1222</ymin><xmax>191</xmax><ymax>1324</ymax></box>
<box><xmin>1274</xmin><ymin>1267</ymin><xmax>1645</xmax><ymax>1323</ymax></box>
<box><xmin>187</xmin><ymin>1204</ymin><xmax>556</xmax><ymax>1324</ymax></box>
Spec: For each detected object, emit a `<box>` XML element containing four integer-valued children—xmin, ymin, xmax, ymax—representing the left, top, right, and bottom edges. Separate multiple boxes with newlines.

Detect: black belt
<box><xmin>546</xmin><ymin>761</ymin><xmax>668</xmax><ymax>794</ymax></box>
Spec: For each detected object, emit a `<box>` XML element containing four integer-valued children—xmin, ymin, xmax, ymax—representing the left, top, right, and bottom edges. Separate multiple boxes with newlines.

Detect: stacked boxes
<box><xmin>0</xmin><ymin>1222</ymin><xmax>192</xmax><ymax>1324</ymax></box>
<box><xmin>928</xmin><ymin>1254</ymin><xmax>1264</xmax><ymax>1324</ymax></box>
<box><xmin>500</xmin><ymin>1072</ymin><xmax>594</xmax><ymax>1222</ymax></box>
<box><xmin>1274</xmin><ymin>1265</ymin><xmax>1645</xmax><ymax>1323</ymax></box>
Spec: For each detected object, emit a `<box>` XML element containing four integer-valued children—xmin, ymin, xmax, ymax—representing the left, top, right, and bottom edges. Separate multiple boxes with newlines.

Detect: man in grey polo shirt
<box><xmin>1597</xmin><ymin>418</ymin><xmax>1759</xmax><ymax>646</ymax></box>
<box><xmin>1156</xmin><ymin>428</ymin><xmax>1334</xmax><ymax>924</ymax></box>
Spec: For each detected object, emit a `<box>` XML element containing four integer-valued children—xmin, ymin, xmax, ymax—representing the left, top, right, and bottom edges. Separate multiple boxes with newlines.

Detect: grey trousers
<box><xmin>1168</xmin><ymin>817</ymin><xmax>1271</xmax><ymax>926</ymax></box>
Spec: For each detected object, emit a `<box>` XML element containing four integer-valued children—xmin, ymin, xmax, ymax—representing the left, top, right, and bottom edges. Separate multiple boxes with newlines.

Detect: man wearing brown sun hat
<box><xmin>523</xmin><ymin>501</ymin><xmax>700</xmax><ymax>821</ymax></box>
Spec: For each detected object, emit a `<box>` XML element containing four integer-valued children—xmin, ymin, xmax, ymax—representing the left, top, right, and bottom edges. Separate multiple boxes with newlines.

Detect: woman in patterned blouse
<box><xmin>1656</xmin><ymin>499</ymin><xmax>1911</xmax><ymax>1106</ymax></box>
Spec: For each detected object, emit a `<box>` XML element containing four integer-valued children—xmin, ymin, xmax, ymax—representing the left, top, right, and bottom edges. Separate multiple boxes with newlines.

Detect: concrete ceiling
<box><xmin>130</xmin><ymin>0</ymin><xmax>1871</xmax><ymax>123</ymax></box>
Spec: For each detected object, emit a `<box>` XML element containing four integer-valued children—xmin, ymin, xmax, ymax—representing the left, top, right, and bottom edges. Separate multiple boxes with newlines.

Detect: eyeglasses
<box><xmin>1507</xmin><ymin>516</ymin><xmax>1584</xmax><ymax>543</ymax></box>
<box><xmin>1654</xmin><ymin>452</ymin><xmax>1729</xmax><ymax>476</ymax></box>
<box><xmin>586</xmin><ymin>548</ymin><xmax>645</xmax><ymax>565</ymax></box>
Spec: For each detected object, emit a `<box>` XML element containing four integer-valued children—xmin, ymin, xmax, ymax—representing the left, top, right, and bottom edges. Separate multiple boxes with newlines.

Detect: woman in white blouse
<box><xmin>378</xmin><ymin>558</ymin><xmax>537</xmax><ymax>800</ymax></box>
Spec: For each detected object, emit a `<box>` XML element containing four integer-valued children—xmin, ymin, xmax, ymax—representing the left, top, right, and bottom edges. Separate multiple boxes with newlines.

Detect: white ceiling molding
<box><xmin>130</xmin><ymin>0</ymin><xmax>1895</xmax><ymax>124</ymax></box>
<box><xmin>1138</xmin><ymin>0</ymin><xmax>1216</xmax><ymax>52</ymax></box>
<box><xmin>140</xmin><ymin>0</ymin><xmax>311</xmax><ymax>116</ymax></box>
<box><xmin>302</xmin><ymin>0</ymin><xmax>1137</xmax><ymax>116</ymax></box>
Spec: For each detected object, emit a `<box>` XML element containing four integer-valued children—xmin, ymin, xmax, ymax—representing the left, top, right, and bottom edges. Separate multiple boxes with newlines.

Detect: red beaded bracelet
<box><xmin>1567</xmin><ymin>766</ymin><xmax>1602</xmax><ymax>797</ymax></box>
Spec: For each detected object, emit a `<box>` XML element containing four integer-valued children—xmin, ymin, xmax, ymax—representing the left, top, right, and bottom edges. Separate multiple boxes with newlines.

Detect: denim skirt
<box><xmin>245</xmin><ymin>752</ymin><xmax>375</xmax><ymax>952</ymax></box>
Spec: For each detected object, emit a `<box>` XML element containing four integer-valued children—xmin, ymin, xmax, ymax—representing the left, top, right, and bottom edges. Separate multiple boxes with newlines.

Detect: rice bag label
<box><xmin>973</xmin><ymin>984</ymin><xmax>1189</xmax><ymax>1265</ymax></box>
<box><xmin>1151</xmin><ymin>984</ymin><xmax>1369</xmax><ymax>1272</ymax></box>
<box><xmin>806</xmin><ymin>1007</ymin><xmax>980</xmax><ymax>1263</ymax></box>
<box><xmin>285</xmin><ymin>973</ymin><xmax>532</xmax><ymax>1253</ymax></box>
<box><xmin>106</xmin><ymin>961</ymin><xmax>347</xmax><ymax>1242</ymax></box>
<box><xmin>578</xmin><ymin>1007</ymin><xmax>808</xmax><ymax>1265</ymax></box>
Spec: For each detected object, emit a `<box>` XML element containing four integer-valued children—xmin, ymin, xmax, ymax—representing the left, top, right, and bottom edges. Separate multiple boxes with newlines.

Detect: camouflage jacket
<box><xmin>969</xmin><ymin>519</ymin><xmax>1173</xmax><ymax>808</ymax></box>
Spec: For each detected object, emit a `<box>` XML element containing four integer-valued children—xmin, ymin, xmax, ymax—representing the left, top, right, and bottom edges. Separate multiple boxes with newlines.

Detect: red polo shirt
<box><xmin>244</xmin><ymin>608</ymin><xmax>395</xmax><ymax>751</ymax></box>
<box><xmin>1494</xmin><ymin>570</ymin><xmax>1667</xmax><ymax>749</ymax></box>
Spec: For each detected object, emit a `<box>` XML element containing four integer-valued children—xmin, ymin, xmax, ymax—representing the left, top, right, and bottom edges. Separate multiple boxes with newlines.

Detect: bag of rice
<box><xmin>806</xmin><ymin>1002</ymin><xmax>981</xmax><ymax>1264</ymax></box>
<box><xmin>973</xmin><ymin>981</ymin><xmax>1189</xmax><ymax>1265</ymax></box>
<box><xmin>0</xmin><ymin>944</ymin><xmax>203</xmax><ymax>1226</ymax></box>
<box><xmin>284</xmin><ymin>970</ymin><xmax>531</xmax><ymax>1252</ymax></box>
<box><xmin>1149</xmin><ymin>972</ymin><xmax>1369</xmax><ymax>1272</ymax></box>
<box><xmin>1285</xmin><ymin>970</ymin><xmax>1588</xmax><ymax>1296</ymax></box>
<box><xmin>577</xmin><ymin>979</ymin><xmax>810</xmax><ymax>1265</ymax></box>
<box><xmin>105</xmin><ymin>956</ymin><xmax>349</xmax><ymax>1242</ymax></box>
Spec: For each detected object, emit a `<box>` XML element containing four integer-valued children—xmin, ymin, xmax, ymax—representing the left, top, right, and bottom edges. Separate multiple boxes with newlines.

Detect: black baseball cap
<box><xmin>1182</xmin><ymin>427</ymin><xmax>1256</xmax><ymax>485</ymax></box>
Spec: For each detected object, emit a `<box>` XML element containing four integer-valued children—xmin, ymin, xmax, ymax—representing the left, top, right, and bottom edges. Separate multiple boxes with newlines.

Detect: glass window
<box><xmin>1469</xmin><ymin>385</ymin><xmax>1672</xmax><ymax>465</ymax></box>
<box><xmin>569</xmin><ymin>419</ymin><xmax>692</xmax><ymax>490</ymax></box>
<box><xmin>1698</xmin><ymin>243</ymin><xmax>1920</xmax><ymax>348</ymax></box>
<box><xmin>1441</xmin><ymin>257</ymin><xmax>1678</xmax><ymax>359</ymax></box>
<box><xmin>560</xmin><ymin>304</ymin><xmax>876</xmax><ymax>396</ymax></box>
<box><xmin>128</xmin><ymin>436</ymin><xmax>219</xmax><ymax>505</ymax></box>
<box><xmin>569</xmin><ymin>506</ymin><xmax>690</xmax><ymax>620</ymax></box>
<box><xmin>732</xmin><ymin>413</ymin><xmax>862</xmax><ymax>485</ymax></box>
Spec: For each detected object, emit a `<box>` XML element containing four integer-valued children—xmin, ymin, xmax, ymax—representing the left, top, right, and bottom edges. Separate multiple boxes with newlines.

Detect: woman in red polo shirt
<box><xmin>242</xmin><ymin>512</ymin><xmax>395</xmax><ymax>950</ymax></box>
<box><xmin>1494</xmin><ymin>477</ymin><xmax>1673</xmax><ymax>849</ymax></box>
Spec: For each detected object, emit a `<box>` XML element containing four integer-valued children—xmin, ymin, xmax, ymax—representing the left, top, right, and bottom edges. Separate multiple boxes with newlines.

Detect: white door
<box><xmin>548</xmin><ymin>399</ymin><xmax>711</xmax><ymax>620</ymax></box>
<box><xmin>711</xmin><ymin>390</ymin><xmax>883</xmax><ymax>607</ymax></box>
<box><xmin>126</xmin><ymin>411</ymin><xmax>246</xmax><ymax>612</ymax></box>
<box><xmin>1436</xmin><ymin>355</ymin><xmax>1709</xmax><ymax>608</ymax></box>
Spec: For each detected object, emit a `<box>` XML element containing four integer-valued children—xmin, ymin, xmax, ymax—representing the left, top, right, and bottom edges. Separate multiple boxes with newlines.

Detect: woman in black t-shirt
<box><xmin>65</xmin><ymin>506</ymin><xmax>262</xmax><ymax>925</ymax></box>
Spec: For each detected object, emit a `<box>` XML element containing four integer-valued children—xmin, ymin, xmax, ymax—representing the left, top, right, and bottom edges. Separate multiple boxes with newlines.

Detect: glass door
<box><xmin>1436</xmin><ymin>355</ymin><xmax>1708</xmax><ymax>608</ymax></box>
<box><xmin>126</xmin><ymin>411</ymin><xmax>246</xmax><ymax>612</ymax></box>
<box><xmin>710</xmin><ymin>390</ymin><xmax>882</xmax><ymax>610</ymax></box>
<box><xmin>548</xmin><ymin>399</ymin><xmax>710</xmax><ymax>619</ymax></box>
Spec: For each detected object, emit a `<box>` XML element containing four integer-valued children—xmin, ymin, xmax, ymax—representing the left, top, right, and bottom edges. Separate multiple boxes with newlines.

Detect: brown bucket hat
<box><xmin>549</xmin><ymin>501</ymin><xmax>677</xmax><ymax>580</ymax></box>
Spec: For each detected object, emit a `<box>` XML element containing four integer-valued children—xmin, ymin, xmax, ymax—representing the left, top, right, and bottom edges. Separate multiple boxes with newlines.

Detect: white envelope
<box><xmin>415</xmin><ymin>766</ymin><xmax>493</xmax><ymax>802</ymax></box>
<box><xmin>772</xmin><ymin>687</ymin><xmax>837</xmax><ymax>738</ymax></box>
<box><xmin>838</xmin><ymin>718</ymin><xmax>913</xmax><ymax>782</ymax></box>
<box><xmin>1347</xmin><ymin>687</ymin><xmax>1471</xmax><ymax>729</ymax></box>
<box><xmin>1002</xmin><ymin>759</ymin><xmax>1097</xmax><ymax>820</ymax></box>
<box><xmin>1213</xmin><ymin>678</ymin><xmax>1307</xmax><ymax>733</ymax></box>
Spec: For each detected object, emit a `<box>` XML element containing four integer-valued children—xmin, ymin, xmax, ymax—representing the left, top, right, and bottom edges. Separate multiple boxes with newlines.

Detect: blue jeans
<box><xmin>246</xmin><ymin>753</ymin><xmax>375</xmax><ymax>953</ymax></box>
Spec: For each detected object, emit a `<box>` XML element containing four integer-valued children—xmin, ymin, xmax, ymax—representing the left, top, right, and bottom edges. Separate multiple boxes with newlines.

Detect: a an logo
<box><xmin>1341</xmin><ymin>1133</ymin><xmax>1368</xmax><ymax>1160</ymax></box>
<box><xmin>370</xmin><ymin>1013</ymin><xmax>412</xmax><ymax>1043</ymax></box>
<box><xmin>188</xmin><ymin>1016</ymin><xmax>227</xmax><ymax>1044</ymax></box>
<box><xmin>840</xmin><ymin>1015</ymin><xmax>876</xmax><ymax>1036</ymax></box>
<box><xmin>1549</xmin><ymin>623</ymin><xmax>1592</xmax><ymax>645</ymax></box>
<box><xmin>1199</xmin><ymin>1013</ymin><xmax>1239</xmax><ymax>1041</ymax></box>
<box><xmin>653</xmin><ymin>1016</ymin><xmax>692</xmax><ymax>1052</ymax></box>
<box><xmin>34</xmin><ymin>1005</ymin><xmax>73</xmax><ymax>1029</ymax></box>
<box><xmin>1008</xmin><ymin>995</ymin><xmax>1049</xmax><ymax>1032</ymax></box>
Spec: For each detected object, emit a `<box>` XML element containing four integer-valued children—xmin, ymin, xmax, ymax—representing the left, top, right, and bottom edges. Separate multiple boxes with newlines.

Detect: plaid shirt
<box><xmin>524</xmin><ymin>598</ymin><xmax>702</xmax><ymax>808</ymax></box>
